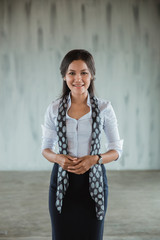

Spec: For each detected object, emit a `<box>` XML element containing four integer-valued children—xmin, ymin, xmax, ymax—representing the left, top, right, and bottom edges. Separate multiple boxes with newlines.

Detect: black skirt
<box><xmin>49</xmin><ymin>163</ymin><xmax>108</xmax><ymax>240</ymax></box>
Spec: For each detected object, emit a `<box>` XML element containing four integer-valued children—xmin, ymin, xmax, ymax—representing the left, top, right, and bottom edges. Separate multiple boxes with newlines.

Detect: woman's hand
<box><xmin>67</xmin><ymin>155</ymin><xmax>98</xmax><ymax>175</ymax></box>
<box><xmin>56</xmin><ymin>154</ymin><xmax>78</xmax><ymax>171</ymax></box>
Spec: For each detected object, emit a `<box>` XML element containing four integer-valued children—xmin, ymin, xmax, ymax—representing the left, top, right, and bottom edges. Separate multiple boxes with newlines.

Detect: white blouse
<box><xmin>41</xmin><ymin>91</ymin><xmax>124</xmax><ymax>161</ymax></box>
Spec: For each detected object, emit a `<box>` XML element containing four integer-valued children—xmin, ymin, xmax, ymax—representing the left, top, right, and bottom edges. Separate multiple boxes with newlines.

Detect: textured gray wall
<box><xmin>0</xmin><ymin>0</ymin><xmax>160</xmax><ymax>170</ymax></box>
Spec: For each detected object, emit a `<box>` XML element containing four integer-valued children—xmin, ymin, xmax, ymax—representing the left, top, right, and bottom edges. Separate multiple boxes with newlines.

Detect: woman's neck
<box><xmin>70</xmin><ymin>91</ymin><xmax>88</xmax><ymax>104</ymax></box>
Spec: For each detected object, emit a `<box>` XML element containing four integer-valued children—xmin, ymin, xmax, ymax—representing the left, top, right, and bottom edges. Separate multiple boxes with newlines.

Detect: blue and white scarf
<box><xmin>55</xmin><ymin>94</ymin><xmax>105</xmax><ymax>220</ymax></box>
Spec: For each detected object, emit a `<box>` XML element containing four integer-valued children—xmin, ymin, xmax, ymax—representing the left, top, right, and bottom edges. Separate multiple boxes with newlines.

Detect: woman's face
<box><xmin>64</xmin><ymin>60</ymin><xmax>92</xmax><ymax>96</ymax></box>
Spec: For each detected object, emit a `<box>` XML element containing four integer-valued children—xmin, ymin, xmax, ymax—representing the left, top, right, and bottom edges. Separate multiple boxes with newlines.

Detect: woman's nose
<box><xmin>75</xmin><ymin>74</ymin><xmax>82</xmax><ymax>81</ymax></box>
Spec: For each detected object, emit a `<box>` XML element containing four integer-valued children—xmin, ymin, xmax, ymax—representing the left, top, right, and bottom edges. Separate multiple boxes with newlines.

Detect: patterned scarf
<box><xmin>55</xmin><ymin>93</ymin><xmax>105</xmax><ymax>220</ymax></box>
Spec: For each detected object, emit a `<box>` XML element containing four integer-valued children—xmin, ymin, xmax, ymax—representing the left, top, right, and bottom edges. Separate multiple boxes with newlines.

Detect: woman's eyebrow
<box><xmin>68</xmin><ymin>69</ymin><xmax>88</xmax><ymax>71</ymax></box>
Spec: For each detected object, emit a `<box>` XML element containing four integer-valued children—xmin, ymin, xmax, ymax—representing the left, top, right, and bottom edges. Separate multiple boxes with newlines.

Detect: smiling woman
<box><xmin>60</xmin><ymin>49</ymin><xmax>96</xmax><ymax>99</ymax></box>
<box><xmin>41</xmin><ymin>49</ymin><xmax>124</xmax><ymax>240</ymax></box>
<box><xmin>64</xmin><ymin>60</ymin><xmax>92</xmax><ymax>97</ymax></box>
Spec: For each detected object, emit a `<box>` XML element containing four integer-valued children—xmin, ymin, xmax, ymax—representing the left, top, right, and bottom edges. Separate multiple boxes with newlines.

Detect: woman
<box><xmin>41</xmin><ymin>49</ymin><xmax>123</xmax><ymax>240</ymax></box>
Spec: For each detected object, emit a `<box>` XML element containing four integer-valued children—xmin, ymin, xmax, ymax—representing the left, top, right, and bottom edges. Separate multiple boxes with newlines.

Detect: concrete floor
<box><xmin>0</xmin><ymin>170</ymin><xmax>160</xmax><ymax>240</ymax></box>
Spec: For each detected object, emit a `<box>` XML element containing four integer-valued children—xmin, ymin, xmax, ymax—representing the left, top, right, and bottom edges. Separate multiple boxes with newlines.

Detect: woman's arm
<box><xmin>42</xmin><ymin>148</ymin><xmax>58</xmax><ymax>163</ymax></box>
<box><xmin>102</xmin><ymin>102</ymin><xmax>123</xmax><ymax>161</ymax></box>
<box><xmin>92</xmin><ymin>150</ymin><xmax>119</xmax><ymax>165</ymax></box>
<box><xmin>42</xmin><ymin>148</ymin><xmax>78</xmax><ymax>170</ymax></box>
<box><xmin>102</xmin><ymin>149</ymin><xmax>119</xmax><ymax>163</ymax></box>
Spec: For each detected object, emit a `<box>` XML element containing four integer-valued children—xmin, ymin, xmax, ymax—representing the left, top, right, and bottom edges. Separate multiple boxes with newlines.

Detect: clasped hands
<box><xmin>57</xmin><ymin>154</ymin><xmax>97</xmax><ymax>175</ymax></box>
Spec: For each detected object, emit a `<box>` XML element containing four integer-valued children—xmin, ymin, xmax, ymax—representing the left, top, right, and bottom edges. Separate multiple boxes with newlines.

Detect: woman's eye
<box><xmin>82</xmin><ymin>72</ymin><xmax>88</xmax><ymax>75</ymax></box>
<box><xmin>68</xmin><ymin>72</ymin><xmax>88</xmax><ymax>75</ymax></box>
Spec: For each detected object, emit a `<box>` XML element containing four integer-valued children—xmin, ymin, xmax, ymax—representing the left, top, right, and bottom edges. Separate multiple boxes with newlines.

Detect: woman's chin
<box><xmin>71</xmin><ymin>88</ymin><xmax>88</xmax><ymax>95</ymax></box>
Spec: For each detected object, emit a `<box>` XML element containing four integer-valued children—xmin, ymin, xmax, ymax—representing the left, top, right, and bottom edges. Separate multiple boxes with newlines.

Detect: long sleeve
<box><xmin>41</xmin><ymin>101</ymin><xmax>58</xmax><ymax>153</ymax></box>
<box><xmin>102</xmin><ymin>101</ymin><xmax>124</xmax><ymax>161</ymax></box>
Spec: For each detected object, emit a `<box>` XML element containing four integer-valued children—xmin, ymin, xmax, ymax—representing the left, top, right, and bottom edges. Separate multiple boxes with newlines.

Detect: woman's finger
<box><xmin>67</xmin><ymin>161</ymin><xmax>82</xmax><ymax>170</ymax></box>
<box><xmin>67</xmin><ymin>155</ymin><xmax>77</xmax><ymax>161</ymax></box>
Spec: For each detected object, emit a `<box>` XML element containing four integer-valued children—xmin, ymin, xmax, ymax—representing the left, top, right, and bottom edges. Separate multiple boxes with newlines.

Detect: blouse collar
<box><xmin>66</xmin><ymin>91</ymin><xmax>92</xmax><ymax>120</ymax></box>
<box><xmin>67</xmin><ymin>91</ymin><xmax>91</xmax><ymax>109</ymax></box>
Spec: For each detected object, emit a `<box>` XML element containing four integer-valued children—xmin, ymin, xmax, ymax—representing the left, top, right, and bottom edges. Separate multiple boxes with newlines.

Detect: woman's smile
<box><xmin>72</xmin><ymin>83</ymin><xmax>84</xmax><ymax>87</ymax></box>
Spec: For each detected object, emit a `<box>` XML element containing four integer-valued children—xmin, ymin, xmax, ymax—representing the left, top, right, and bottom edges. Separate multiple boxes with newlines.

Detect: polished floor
<box><xmin>0</xmin><ymin>170</ymin><xmax>160</xmax><ymax>240</ymax></box>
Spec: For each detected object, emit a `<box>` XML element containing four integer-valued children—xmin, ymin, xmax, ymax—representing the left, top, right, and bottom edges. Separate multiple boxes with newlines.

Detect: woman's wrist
<box><xmin>55</xmin><ymin>154</ymin><xmax>61</xmax><ymax>164</ymax></box>
<box><xmin>92</xmin><ymin>155</ymin><xmax>99</xmax><ymax>165</ymax></box>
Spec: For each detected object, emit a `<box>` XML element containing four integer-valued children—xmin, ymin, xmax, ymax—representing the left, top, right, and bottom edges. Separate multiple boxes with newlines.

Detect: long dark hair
<box><xmin>59</xmin><ymin>49</ymin><xmax>96</xmax><ymax>98</ymax></box>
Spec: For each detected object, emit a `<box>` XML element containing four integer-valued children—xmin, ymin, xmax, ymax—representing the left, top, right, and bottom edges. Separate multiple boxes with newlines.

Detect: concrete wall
<box><xmin>0</xmin><ymin>0</ymin><xmax>160</xmax><ymax>170</ymax></box>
